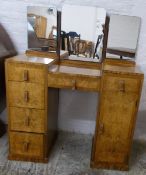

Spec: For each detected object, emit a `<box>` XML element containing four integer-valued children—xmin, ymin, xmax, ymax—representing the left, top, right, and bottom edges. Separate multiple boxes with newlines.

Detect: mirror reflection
<box><xmin>27</xmin><ymin>6</ymin><xmax>57</xmax><ymax>52</ymax></box>
<box><xmin>61</xmin><ymin>5</ymin><xmax>106</xmax><ymax>62</ymax></box>
<box><xmin>106</xmin><ymin>14</ymin><xmax>141</xmax><ymax>59</ymax></box>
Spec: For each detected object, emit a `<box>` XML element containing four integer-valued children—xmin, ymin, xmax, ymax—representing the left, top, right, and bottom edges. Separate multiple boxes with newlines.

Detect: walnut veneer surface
<box><xmin>5</xmin><ymin>53</ymin><xmax>59</xmax><ymax>162</ymax></box>
<box><xmin>5</xmin><ymin>52</ymin><xmax>144</xmax><ymax>171</ymax></box>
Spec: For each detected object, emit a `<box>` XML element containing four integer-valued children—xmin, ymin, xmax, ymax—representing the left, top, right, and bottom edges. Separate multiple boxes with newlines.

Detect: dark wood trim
<box><xmin>102</xmin><ymin>15</ymin><xmax>110</xmax><ymax>61</ymax></box>
<box><xmin>106</xmin><ymin>48</ymin><xmax>135</xmax><ymax>58</ymax></box>
<box><xmin>57</xmin><ymin>11</ymin><xmax>61</xmax><ymax>60</ymax></box>
<box><xmin>104</xmin><ymin>58</ymin><xmax>135</xmax><ymax>67</ymax></box>
<box><xmin>60</xmin><ymin>59</ymin><xmax>101</xmax><ymax>69</ymax></box>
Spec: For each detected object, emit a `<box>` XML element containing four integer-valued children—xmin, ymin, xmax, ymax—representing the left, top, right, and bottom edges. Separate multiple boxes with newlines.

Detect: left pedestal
<box><xmin>5</xmin><ymin>55</ymin><xmax>59</xmax><ymax>162</ymax></box>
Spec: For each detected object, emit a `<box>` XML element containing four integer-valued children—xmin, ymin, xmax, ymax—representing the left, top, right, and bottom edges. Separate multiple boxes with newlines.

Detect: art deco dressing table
<box><xmin>5</xmin><ymin>50</ymin><xmax>143</xmax><ymax>170</ymax></box>
<box><xmin>5</xmin><ymin>4</ymin><xmax>144</xmax><ymax>171</ymax></box>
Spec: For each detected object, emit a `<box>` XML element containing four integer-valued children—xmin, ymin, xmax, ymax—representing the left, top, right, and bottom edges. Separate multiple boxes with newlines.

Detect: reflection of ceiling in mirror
<box><xmin>107</xmin><ymin>14</ymin><xmax>141</xmax><ymax>55</ymax></box>
<box><xmin>62</xmin><ymin>5</ymin><xmax>106</xmax><ymax>42</ymax></box>
<box><xmin>27</xmin><ymin>6</ymin><xmax>57</xmax><ymax>38</ymax></box>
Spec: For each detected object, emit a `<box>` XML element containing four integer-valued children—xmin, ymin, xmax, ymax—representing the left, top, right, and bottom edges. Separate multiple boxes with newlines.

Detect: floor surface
<box><xmin>0</xmin><ymin>109</ymin><xmax>146</xmax><ymax>175</ymax></box>
<box><xmin>0</xmin><ymin>127</ymin><xmax>146</xmax><ymax>175</ymax></box>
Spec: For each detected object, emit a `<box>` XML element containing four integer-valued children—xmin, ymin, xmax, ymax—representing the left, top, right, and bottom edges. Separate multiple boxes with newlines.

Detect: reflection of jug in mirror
<box><xmin>74</xmin><ymin>40</ymin><xmax>94</xmax><ymax>58</ymax></box>
<box><xmin>75</xmin><ymin>40</ymin><xmax>87</xmax><ymax>57</ymax></box>
<box><xmin>85</xmin><ymin>42</ymin><xmax>94</xmax><ymax>58</ymax></box>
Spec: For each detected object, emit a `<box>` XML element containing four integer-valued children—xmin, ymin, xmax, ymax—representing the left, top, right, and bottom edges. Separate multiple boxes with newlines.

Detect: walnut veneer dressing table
<box><xmin>5</xmin><ymin>51</ymin><xmax>144</xmax><ymax>170</ymax></box>
<box><xmin>5</xmin><ymin>5</ymin><xmax>144</xmax><ymax>171</ymax></box>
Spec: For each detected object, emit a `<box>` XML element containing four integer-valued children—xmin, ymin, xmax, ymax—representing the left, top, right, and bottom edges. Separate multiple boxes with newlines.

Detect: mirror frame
<box><xmin>102</xmin><ymin>15</ymin><xmax>110</xmax><ymax>61</ymax></box>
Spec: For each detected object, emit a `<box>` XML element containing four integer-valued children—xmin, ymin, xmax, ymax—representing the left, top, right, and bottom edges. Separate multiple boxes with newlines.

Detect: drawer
<box><xmin>48</xmin><ymin>73</ymin><xmax>100</xmax><ymax>92</ymax></box>
<box><xmin>7</xmin><ymin>62</ymin><xmax>45</xmax><ymax>84</ymax></box>
<box><xmin>76</xmin><ymin>76</ymin><xmax>100</xmax><ymax>92</ymax></box>
<box><xmin>8</xmin><ymin>82</ymin><xmax>45</xmax><ymax>109</ymax></box>
<box><xmin>9</xmin><ymin>107</ymin><xmax>46</xmax><ymax>133</ymax></box>
<box><xmin>9</xmin><ymin>132</ymin><xmax>44</xmax><ymax>158</ymax></box>
<box><xmin>102</xmin><ymin>74</ymin><xmax>140</xmax><ymax>93</ymax></box>
<box><xmin>48</xmin><ymin>73</ymin><xmax>74</xmax><ymax>89</ymax></box>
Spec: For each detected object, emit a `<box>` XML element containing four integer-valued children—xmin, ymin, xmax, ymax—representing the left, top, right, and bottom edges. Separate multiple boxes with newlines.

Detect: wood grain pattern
<box><xmin>48</xmin><ymin>64</ymin><xmax>101</xmax><ymax>92</ymax></box>
<box><xmin>94</xmin><ymin>92</ymin><xmax>138</xmax><ymax>162</ymax></box>
<box><xmin>48</xmin><ymin>65</ymin><xmax>101</xmax><ymax>77</ymax></box>
<box><xmin>6</xmin><ymin>54</ymin><xmax>55</xmax><ymax>65</ymax></box>
<box><xmin>25</xmin><ymin>50</ymin><xmax>69</xmax><ymax>59</ymax></box>
<box><xmin>5</xmin><ymin>54</ymin><xmax>144</xmax><ymax>169</ymax></box>
<box><xmin>5</xmin><ymin>57</ymin><xmax>59</xmax><ymax>163</ymax></box>
<box><xmin>60</xmin><ymin>59</ymin><xmax>101</xmax><ymax>69</ymax></box>
<box><xmin>91</xmin><ymin>70</ymin><xmax>144</xmax><ymax>170</ymax></box>
<box><xmin>8</xmin><ymin>82</ymin><xmax>45</xmax><ymax>109</ymax></box>
<box><xmin>102</xmin><ymin>74</ymin><xmax>140</xmax><ymax>93</ymax></box>
<box><xmin>9</xmin><ymin>132</ymin><xmax>44</xmax><ymax>158</ymax></box>
<box><xmin>7</xmin><ymin>62</ymin><xmax>45</xmax><ymax>84</ymax></box>
<box><xmin>103</xmin><ymin>58</ymin><xmax>136</xmax><ymax>67</ymax></box>
<box><xmin>103</xmin><ymin>64</ymin><xmax>143</xmax><ymax>75</ymax></box>
<box><xmin>9</xmin><ymin>107</ymin><xmax>46</xmax><ymax>133</ymax></box>
<box><xmin>48</xmin><ymin>73</ymin><xmax>101</xmax><ymax>92</ymax></box>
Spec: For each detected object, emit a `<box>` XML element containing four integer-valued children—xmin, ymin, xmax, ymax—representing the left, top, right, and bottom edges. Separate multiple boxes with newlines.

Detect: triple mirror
<box><xmin>27</xmin><ymin>5</ymin><xmax>141</xmax><ymax>61</ymax></box>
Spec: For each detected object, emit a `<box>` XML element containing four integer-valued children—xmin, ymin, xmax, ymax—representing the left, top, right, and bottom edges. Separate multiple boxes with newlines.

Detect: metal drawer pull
<box><xmin>118</xmin><ymin>80</ymin><xmax>125</xmax><ymax>92</ymax></box>
<box><xmin>25</xmin><ymin>117</ymin><xmax>30</xmax><ymax>126</ymax></box>
<box><xmin>23</xmin><ymin>70</ymin><xmax>28</xmax><ymax>81</ymax></box>
<box><xmin>24</xmin><ymin>91</ymin><xmax>29</xmax><ymax>102</ymax></box>
<box><xmin>23</xmin><ymin>142</ymin><xmax>29</xmax><ymax>152</ymax></box>
<box><xmin>72</xmin><ymin>80</ymin><xmax>76</xmax><ymax>90</ymax></box>
<box><xmin>98</xmin><ymin>122</ymin><xmax>104</xmax><ymax>135</ymax></box>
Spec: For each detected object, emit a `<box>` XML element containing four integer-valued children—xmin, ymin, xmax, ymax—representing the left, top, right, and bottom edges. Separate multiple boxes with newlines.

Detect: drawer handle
<box><xmin>23</xmin><ymin>70</ymin><xmax>28</xmax><ymax>81</ymax></box>
<box><xmin>98</xmin><ymin>122</ymin><xmax>104</xmax><ymax>135</ymax></box>
<box><xmin>24</xmin><ymin>91</ymin><xmax>29</xmax><ymax>102</ymax></box>
<box><xmin>25</xmin><ymin>117</ymin><xmax>30</xmax><ymax>126</ymax></box>
<box><xmin>118</xmin><ymin>80</ymin><xmax>125</xmax><ymax>92</ymax></box>
<box><xmin>23</xmin><ymin>142</ymin><xmax>29</xmax><ymax>152</ymax></box>
<box><xmin>72</xmin><ymin>80</ymin><xmax>76</xmax><ymax>90</ymax></box>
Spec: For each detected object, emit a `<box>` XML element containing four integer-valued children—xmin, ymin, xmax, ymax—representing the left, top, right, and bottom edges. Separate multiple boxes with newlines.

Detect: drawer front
<box><xmin>7</xmin><ymin>62</ymin><xmax>45</xmax><ymax>84</ymax></box>
<box><xmin>9</xmin><ymin>132</ymin><xmax>44</xmax><ymax>158</ymax></box>
<box><xmin>8</xmin><ymin>82</ymin><xmax>45</xmax><ymax>109</ymax></box>
<box><xmin>48</xmin><ymin>73</ymin><xmax>100</xmax><ymax>92</ymax></box>
<box><xmin>102</xmin><ymin>74</ymin><xmax>140</xmax><ymax>93</ymax></box>
<box><xmin>48</xmin><ymin>73</ymin><xmax>74</xmax><ymax>89</ymax></box>
<box><xmin>9</xmin><ymin>107</ymin><xmax>46</xmax><ymax>133</ymax></box>
<box><xmin>76</xmin><ymin>77</ymin><xmax>100</xmax><ymax>92</ymax></box>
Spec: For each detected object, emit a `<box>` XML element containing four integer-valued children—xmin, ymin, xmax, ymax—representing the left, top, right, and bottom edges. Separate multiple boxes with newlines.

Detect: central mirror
<box><xmin>61</xmin><ymin>4</ymin><xmax>107</xmax><ymax>62</ymax></box>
